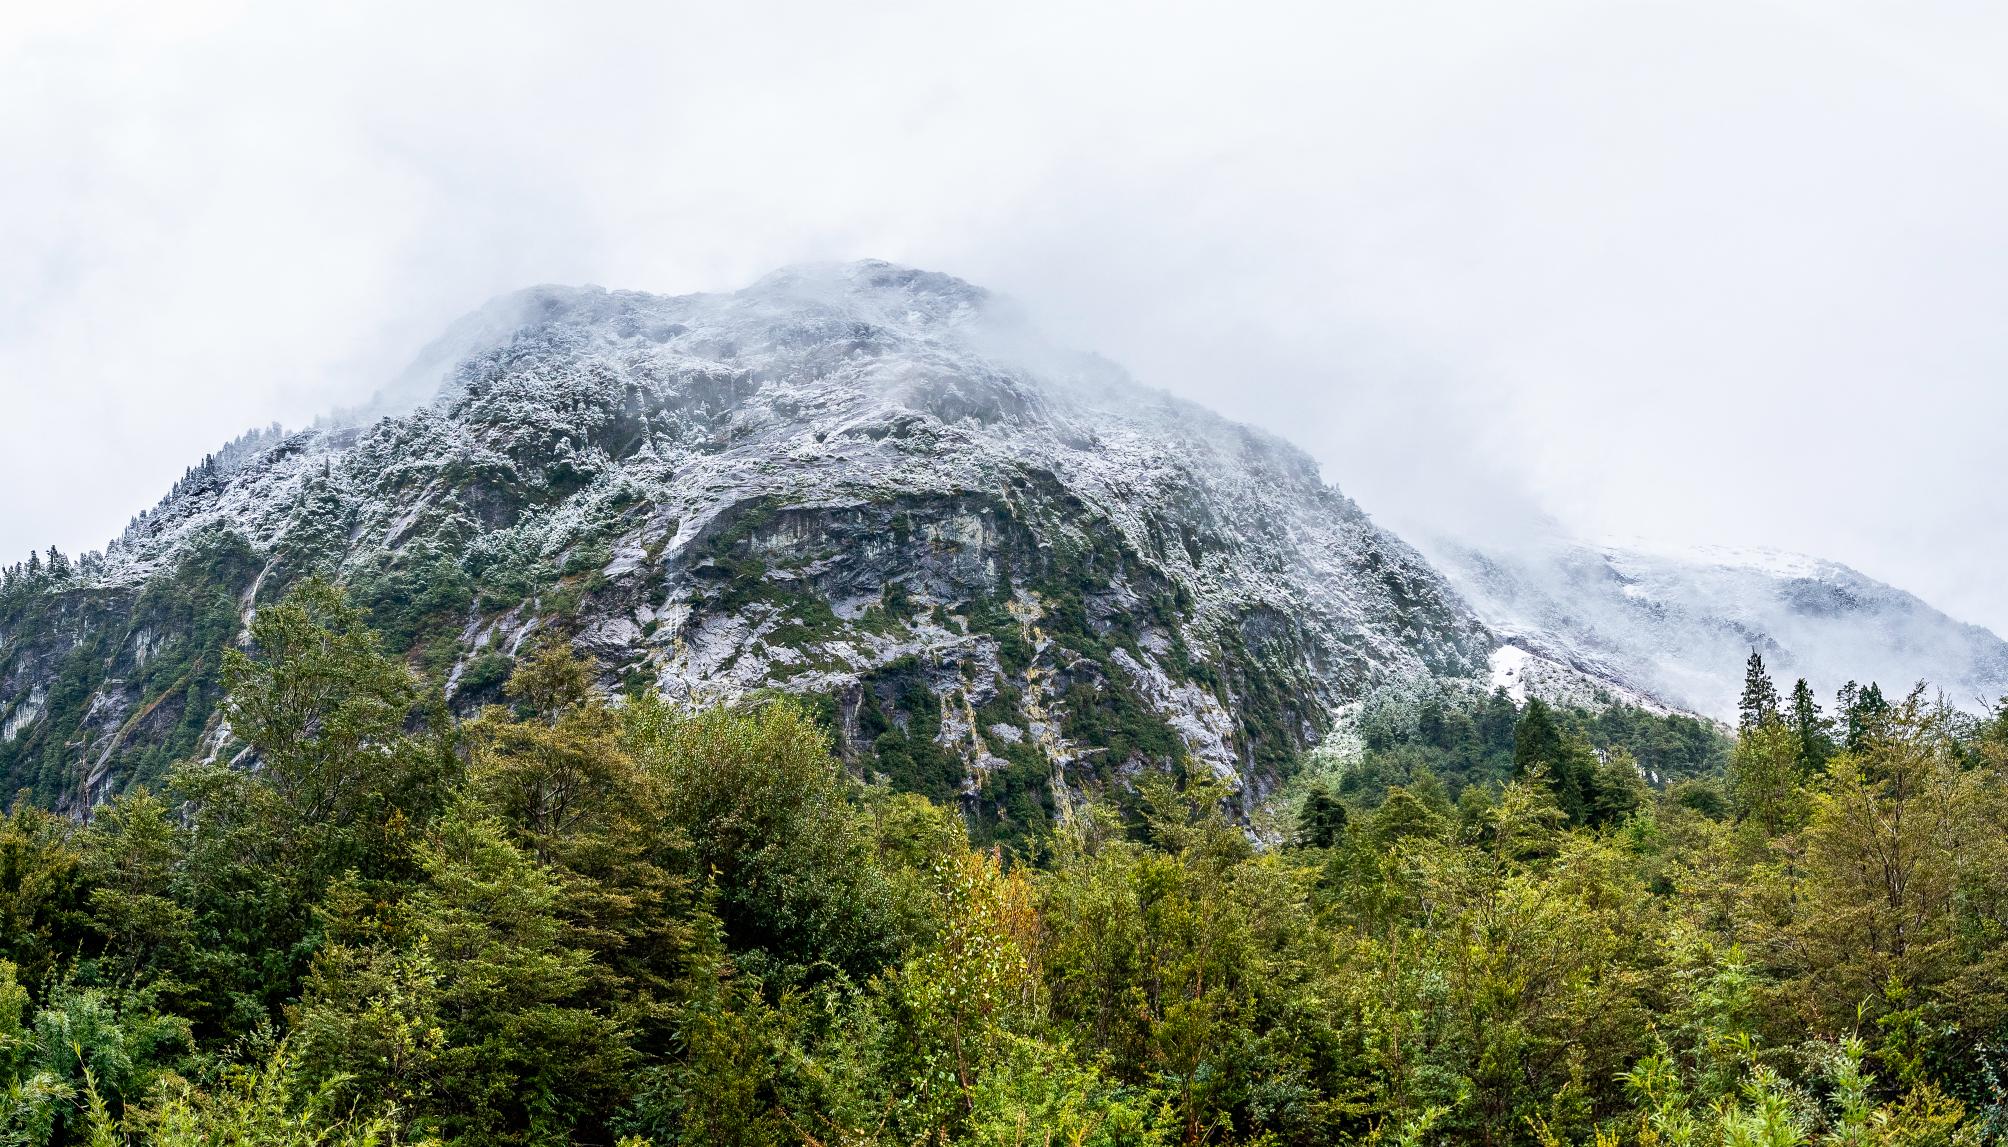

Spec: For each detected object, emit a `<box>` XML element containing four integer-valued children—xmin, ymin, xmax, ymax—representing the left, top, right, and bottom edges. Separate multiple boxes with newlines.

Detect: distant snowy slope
<box><xmin>1429</xmin><ymin>536</ymin><xmax>2008</xmax><ymax>720</ymax></box>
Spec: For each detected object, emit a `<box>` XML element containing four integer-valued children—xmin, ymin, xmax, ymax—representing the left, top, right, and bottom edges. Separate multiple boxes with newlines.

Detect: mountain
<box><xmin>1429</xmin><ymin>536</ymin><xmax>2008</xmax><ymax>721</ymax></box>
<box><xmin>7</xmin><ymin>260</ymin><xmax>2004</xmax><ymax>823</ymax></box>
<box><xmin>0</xmin><ymin>262</ymin><xmax>1491</xmax><ymax>828</ymax></box>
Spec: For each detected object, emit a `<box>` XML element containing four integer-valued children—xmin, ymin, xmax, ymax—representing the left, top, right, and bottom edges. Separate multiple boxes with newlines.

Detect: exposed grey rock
<box><xmin>22</xmin><ymin>260</ymin><xmax>1999</xmax><ymax>822</ymax></box>
<box><xmin>0</xmin><ymin>261</ymin><xmax>1493</xmax><ymax>827</ymax></box>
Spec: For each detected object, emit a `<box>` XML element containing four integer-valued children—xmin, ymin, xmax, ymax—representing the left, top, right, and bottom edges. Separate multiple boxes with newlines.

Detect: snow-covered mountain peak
<box><xmin>355</xmin><ymin>261</ymin><xmax>999</xmax><ymax>423</ymax></box>
<box><xmin>11</xmin><ymin>259</ymin><xmax>2007</xmax><ymax>815</ymax></box>
<box><xmin>741</xmin><ymin>259</ymin><xmax>994</xmax><ymax>325</ymax></box>
<box><xmin>10</xmin><ymin>261</ymin><xmax>1499</xmax><ymax>812</ymax></box>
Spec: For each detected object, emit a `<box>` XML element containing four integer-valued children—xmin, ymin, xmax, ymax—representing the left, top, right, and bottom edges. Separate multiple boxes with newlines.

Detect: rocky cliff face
<box><xmin>0</xmin><ymin>262</ymin><xmax>1493</xmax><ymax>830</ymax></box>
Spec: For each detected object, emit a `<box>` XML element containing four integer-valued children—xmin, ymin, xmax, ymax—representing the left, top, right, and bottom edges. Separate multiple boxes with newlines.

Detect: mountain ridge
<box><xmin>4</xmin><ymin>260</ymin><xmax>2003</xmax><ymax>818</ymax></box>
<box><xmin>1428</xmin><ymin>533</ymin><xmax>2008</xmax><ymax>721</ymax></box>
<box><xmin>0</xmin><ymin>261</ymin><xmax>1492</xmax><ymax>825</ymax></box>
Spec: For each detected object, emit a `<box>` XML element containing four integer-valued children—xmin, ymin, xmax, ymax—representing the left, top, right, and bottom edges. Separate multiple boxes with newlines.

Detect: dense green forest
<box><xmin>1</xmin><ymin>581</ymin><xmax>2004</xmax><ymax>1145</ymax></box>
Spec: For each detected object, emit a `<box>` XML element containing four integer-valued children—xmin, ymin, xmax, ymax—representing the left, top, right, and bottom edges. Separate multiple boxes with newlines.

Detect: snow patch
<box><xmin>1489</xmin><ymin>644</ymin><xmax>1532</xmax><ymax>703</ymax></box>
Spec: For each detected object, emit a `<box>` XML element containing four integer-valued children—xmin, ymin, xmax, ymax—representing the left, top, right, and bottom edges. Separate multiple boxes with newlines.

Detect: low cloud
<box><xmin>4</xmin><ymin>0</ymin><xmax>2005</xmax><ymax>629</ymax></box>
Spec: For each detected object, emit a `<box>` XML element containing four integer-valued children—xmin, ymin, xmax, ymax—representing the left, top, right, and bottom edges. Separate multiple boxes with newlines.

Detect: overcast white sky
<box><xmin>4</xmin><ymin>1</ymin><xmax>2006</xmax><ymax>630</ymax></box>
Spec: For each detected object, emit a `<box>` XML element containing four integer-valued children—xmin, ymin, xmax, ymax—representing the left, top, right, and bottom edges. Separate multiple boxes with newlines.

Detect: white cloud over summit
<box><xmin>4</xmin><ymin>0</ymin><xmax>2006</xmax><ymax>629</ymax></box>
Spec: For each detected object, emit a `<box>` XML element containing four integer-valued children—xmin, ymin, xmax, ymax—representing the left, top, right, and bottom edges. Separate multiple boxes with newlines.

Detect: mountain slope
<box><xmin>1429</xmin><ymin>536</ymin><xmax>2008</xmax><ymax>720</ymax></box>
<box><xmin>0</xmin><ymin>262</ymin><xmax>1491</xmax><ymax>826</ymax></box>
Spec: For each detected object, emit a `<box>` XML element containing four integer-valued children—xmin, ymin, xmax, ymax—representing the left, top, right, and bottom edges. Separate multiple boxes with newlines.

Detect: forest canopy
<box><xmin>0</xmin><ymin>582</ymin><xmax>2005</xmax><ymax>1145</ymax></box>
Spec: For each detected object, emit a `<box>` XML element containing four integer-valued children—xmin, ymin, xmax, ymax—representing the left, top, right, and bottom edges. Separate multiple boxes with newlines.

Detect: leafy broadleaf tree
<box><xmin>1782</xmin><ymin>690</ymin><xmax>2003</xmax><ymax>1036</ymax></box>
<box><xmin>212</xmin><ymin>577</ymin><xmax>459</xmax><ymax>867</ymax></box>
<box><xmin>293</xmin><ymin>809</ymin><xmax>631</xmax><ymax>1145</ymax></box>
<box><xmin>622</xmin><ymin>696</ymin><xmax>904</xmax><ymax>985</ymax></box>
<box><xmin>1727</xmin><ymin>718</ymin><xmax>1809</xmax><ymax>835</ymax></box>
<box><xmin>151</xmin><ymin>578</ymin><xmax>457</xmax><ymax>1039</ymax></box>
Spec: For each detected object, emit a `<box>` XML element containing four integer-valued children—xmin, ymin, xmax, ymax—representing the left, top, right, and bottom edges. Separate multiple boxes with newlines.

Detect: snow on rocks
<box><xmin>1436</xmin><ymin>536</ymin><xmax>2008</xmax><ymax>720</ymax></box>
<box><xmin>12</xmin><ymin>260</ymin><xmax>1516</xmax><ymax>806</ymax></box>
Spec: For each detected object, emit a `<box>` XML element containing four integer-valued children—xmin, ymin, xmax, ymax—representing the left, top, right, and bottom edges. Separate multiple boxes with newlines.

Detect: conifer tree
<box><xmin>1512</xmin><ymin>698</ymin><xmax>1564</xmax><ymax>779</ymax></box>
<box><xmin>1738</xmin><ymin>651</ymin><xmax>1781</xmax><ymax>733</ymax></box>
<box><xmin>1789</xmin><ymin>678</ymin><xmax>1834</xmax><ymax>772</ymax></box>
<box><xmin>1838</xmin><ymin>681</ymin><xmax>1892</xmax><ymax>752</ymax></box>
<box><xmin>1293</xmin><ymin>782</ymin><xmax>1349</xmax><ymax>849</ymax></box>
<box><xmin>1513</xmin><ymin>698</ymin><xmax>1597</xmax><ymax>825</ymax></box>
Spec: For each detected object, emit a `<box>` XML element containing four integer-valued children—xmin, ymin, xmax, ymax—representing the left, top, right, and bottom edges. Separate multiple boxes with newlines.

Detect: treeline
<box><xmin>1327</xmin><ymin>681</ymin><xmax>1727</xmax><ymax>814</ymax></box>
<box><xmin>0</xmin><ymin>584</ymin><xmax>2005</xmax><ymax>1145</ymax></box>
<box><xmin>0</xmin><ymin>547</ymin><xmax>108</xmax><ymax>598</ymax></box>
<box><xmin>0</xmin><ymin>424</ymin><xmax>289</xmax><ymax>602</ymax></box>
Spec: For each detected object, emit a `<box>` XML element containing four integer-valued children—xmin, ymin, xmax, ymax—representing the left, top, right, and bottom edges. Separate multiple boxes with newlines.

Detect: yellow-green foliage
<box><xmin>0</xmin><ymin>584</ymin><xmax>2004</xmax><ymax>1145</ymax></box>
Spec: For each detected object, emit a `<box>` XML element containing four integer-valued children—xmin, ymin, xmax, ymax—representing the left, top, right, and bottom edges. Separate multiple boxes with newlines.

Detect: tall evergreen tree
<box><xmin>1512</xmin><ymin>698</ymin><xmax>1565</xmax><ymax>781</ymax></box>
<box><xmin>1293</xmin><ymin>782</ymin><xmax>1349</xmax><ymax>849</ymax></box>
<box><xmin>1513</xmin><ymin>698</ymin><xmax>1597</xmax><ymax>825</ymax></box>
<box><xmin>1788</xmin><ymin>678</ymin><xmax>1834</xmax><ymax>772</ymax></box>
<box><xmin>1738</xmin><ymin>651</ymin><xmax>1781</xmax><ymax>733</ymax></box>
<box><xmin>1838</xmin><ymin>680</ymin><xmax>1892</xmax><ymax>753</ymax></box>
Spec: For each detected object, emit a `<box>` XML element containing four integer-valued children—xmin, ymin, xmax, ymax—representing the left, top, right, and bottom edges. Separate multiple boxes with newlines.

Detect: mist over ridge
<box><xmin>11</xmin><ymin>258</ymin><xmax>2001</xmax><ymax>775</ymax></box>
<box><xmin>297</xmin><ymin>260</ymin><xmax>2008</xmax><ymax>723</ymax></box>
